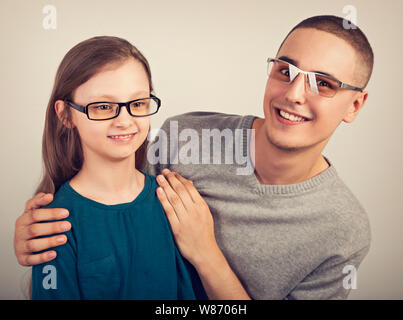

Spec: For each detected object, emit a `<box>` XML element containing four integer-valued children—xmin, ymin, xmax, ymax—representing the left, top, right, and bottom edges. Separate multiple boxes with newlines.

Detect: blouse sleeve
<box><xmin>31</xmin><ymin>228</ymin><xmax>81</xmax><ymax>300</ymax></box>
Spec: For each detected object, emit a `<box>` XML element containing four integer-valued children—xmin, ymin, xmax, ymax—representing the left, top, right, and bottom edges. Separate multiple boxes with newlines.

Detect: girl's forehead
<box><xmin>92</xmin><ymin>58</ymin><xmax>148</xmax><ymax>81</ymax></box>
<box><xmin>74</xmin><ymin>59</ymin><xmax>150</xmax><ymax>102</ymax></box>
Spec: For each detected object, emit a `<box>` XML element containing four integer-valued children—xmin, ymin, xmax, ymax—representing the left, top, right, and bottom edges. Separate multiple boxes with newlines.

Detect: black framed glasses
<box><xmin>267</xmin><ymin>57</ymin><xmax>364</xmax><ymax>97</ymax></box>
<box><xmin>66</xmin><ymin>94</ymin><xmax>161</xmax><ymax>120</ymax></box>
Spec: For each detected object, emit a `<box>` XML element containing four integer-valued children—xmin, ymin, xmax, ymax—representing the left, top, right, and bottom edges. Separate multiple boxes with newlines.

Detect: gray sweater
<box><xmin>145</xmin><ymin>111</ymin><xmax>371</xmax><ymax>300</ymax></box>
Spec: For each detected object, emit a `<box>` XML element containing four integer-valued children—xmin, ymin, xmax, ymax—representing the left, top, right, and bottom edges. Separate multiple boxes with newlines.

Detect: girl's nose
<box><xmin>113</xmin><ymin>105</ymin><xmax>136</xmax><ymax>127</ymax></box>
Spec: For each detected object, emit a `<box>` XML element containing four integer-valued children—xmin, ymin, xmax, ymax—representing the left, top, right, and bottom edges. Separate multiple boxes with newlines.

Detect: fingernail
<box><xmin>157</xmin><ymin>175</ymin><xmax>164</xmax><ymax>183</ymax></box>
<box><xmin>59</xmin><ymin>210</ymin><xmax>68</xmax><ymax>218</ymax></box>
<box><xmin>47</xmin><ymin>251</ymin><xmax>56</xmax><ymax>259</ymax></box>
<box><xmin>56</xmin><ymin>236</ymin><xmax>66</xmax><ymax>243</ymax></box>
<box><xmin>162</xmin><ymin>169</ymin><xmax>170</xmax><ymax>174</ymax></box>
<box><xmin>61</xmin><ymin>222</ymin><xmax>70</xmax><ymax>230</ymax></box>
<box><xmin>156</xmin><ymin>187</ymin><xmax>163</xmax><ymax>195</ymax></box>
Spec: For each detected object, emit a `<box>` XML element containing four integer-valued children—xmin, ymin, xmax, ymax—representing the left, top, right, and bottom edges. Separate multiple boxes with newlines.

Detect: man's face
<box><xmin>262</xmin><ymin>28</ymin><xmax>366</xmax><ymax>152</ymax></box>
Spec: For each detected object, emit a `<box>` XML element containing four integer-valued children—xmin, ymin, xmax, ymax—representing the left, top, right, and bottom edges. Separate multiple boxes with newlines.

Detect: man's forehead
<box><xmin>276</xmin><ymin>28</ymin><xmax>357</xmax><ymax>82</ymax></box>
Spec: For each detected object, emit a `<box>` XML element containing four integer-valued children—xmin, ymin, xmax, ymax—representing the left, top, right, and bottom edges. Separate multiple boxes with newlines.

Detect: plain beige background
<box><xmin>1</xmin><ymin>0</ymin><xmax>402</xmax><ymax>299</ymax></box>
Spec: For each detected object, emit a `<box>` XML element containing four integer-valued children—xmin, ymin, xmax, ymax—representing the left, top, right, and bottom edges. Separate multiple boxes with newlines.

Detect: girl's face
<box><xmin>69</xmin><ymin>58</ymin><xmax>151</xmax><ymax>164</ymax></box>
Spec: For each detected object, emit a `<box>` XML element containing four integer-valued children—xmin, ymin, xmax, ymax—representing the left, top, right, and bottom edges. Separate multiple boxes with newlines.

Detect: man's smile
<box><xmin>273</xmin><ymin>105</ymin><xmax>312</xmax><ymax>125</ymax></box>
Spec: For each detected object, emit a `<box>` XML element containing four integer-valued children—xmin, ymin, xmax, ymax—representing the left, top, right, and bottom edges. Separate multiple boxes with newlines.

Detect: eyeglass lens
<box><xmin>268</xmin><ymin>60</ymin><xmax>339</xmax><ymax>97</ymax></box>
<box><xmin>87</xmin><ymin>98</ymin><xmax>158</xmax><ymax>120</ymax></box>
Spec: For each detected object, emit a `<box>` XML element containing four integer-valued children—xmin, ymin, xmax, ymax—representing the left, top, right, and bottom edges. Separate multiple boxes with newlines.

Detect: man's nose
<box><xmin>284</xmin><ymin>72</ymin><xmax>307</xmax><ymax>105</ymax></box>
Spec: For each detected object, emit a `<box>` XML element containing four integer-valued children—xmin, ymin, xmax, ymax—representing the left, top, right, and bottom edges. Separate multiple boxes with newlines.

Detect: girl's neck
<box><xmin>70</xmin><ymin>153</ymin><xmax>145</xmax><ymax>205</ymax></box>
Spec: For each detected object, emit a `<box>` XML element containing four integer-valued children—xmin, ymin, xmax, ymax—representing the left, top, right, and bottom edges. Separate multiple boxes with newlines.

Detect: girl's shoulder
<box><xmin>42</xmin><ymin>181</ymin><xmax>78</xmax><ymax>214</ymax></box>
<box><xmin>138</xmin><ymin>170</ymin><xmax>159</xmax><ymax>196</ymax></box>
<box><xmin>143</xmin><ymin>171</ymin><xmax>158</xmax><ymax>187</ymax></box>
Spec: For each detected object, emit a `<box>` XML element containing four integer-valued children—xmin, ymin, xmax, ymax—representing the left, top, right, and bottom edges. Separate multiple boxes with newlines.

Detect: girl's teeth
<box><xmin>110</xmin><ymin>134</ymin><xmax>132</xmax><ymax>138</ymax></box>
<box><xmin>279</xmin><ymin>110</ymin><xmax>305</xmax><ymax>122</ymax></box>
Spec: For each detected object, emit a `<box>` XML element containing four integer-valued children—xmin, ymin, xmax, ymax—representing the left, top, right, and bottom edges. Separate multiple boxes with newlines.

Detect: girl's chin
<box><xmin>106</xmin><ymin>154</ymin><xmax>136</xmax><ymax>163</ymax></box>
<box><xmin>102</xmin><ymin>148</ymin><xmax>138</xmax><ymax>162</ymax></box>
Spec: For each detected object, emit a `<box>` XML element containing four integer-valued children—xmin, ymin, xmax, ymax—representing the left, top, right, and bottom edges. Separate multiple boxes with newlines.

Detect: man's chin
<box><xmin>265</xmin><ymin>131</ymin><xmax>310</xmax><ymax>152</ymax></box>
<box><xmin>271</xmin><ymin>142</ymin><xmax>304</xmax><ymax>152</ymax></box>
<box><xmin>265</xmin><ymin>129</ymin><xmax>331</xmax><ymax>154</ymax></box>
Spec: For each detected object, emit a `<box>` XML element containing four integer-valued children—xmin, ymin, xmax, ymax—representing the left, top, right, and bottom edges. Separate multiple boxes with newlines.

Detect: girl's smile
<box><xmin>107</xmin><ymin>132</ymin><xmax>137</xmax><ymax>143</ymax></box>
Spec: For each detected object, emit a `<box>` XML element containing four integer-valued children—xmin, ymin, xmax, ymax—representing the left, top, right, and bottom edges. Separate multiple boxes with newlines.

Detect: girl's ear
<box><xmin>54</xmin><ymin>100</ymin><xmax>74</xmax><ymax>128</ymax></box>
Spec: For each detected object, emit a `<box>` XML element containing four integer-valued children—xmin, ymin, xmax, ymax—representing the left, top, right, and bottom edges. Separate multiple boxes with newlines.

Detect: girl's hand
<box><xmin>156</xmin><ymin>169</ymin><xmax>220</xmax><ymax>268</ymax></box>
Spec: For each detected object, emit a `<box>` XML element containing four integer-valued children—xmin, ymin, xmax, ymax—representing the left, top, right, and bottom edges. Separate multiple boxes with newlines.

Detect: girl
<box><xmin>31</xmin><ymin>36</ymin><xmax>203</xmax><ymax>299</ymax></box>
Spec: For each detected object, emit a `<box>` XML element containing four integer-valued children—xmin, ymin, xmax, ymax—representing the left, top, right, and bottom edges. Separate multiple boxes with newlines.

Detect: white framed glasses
<box><xmin>267</xmin><ymin>57</ymin><xmax>363</xmax><ymax>97</ymax></box>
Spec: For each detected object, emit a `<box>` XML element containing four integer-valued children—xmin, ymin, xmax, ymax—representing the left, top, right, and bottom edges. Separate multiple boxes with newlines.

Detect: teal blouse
<box><xmin>32</xmin><ymin>172</ymin><xmax>204</xmax><ymax>300</ymax></box>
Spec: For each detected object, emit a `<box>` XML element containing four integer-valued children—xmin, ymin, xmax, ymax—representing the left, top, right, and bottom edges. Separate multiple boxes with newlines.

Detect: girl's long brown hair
<box><xmin>36</xmin><ymin>36</ymin><xmax>153</xmax><ymax>195</ymax></box>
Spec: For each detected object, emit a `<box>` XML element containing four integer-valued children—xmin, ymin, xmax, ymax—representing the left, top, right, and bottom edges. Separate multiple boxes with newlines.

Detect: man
<box><xmin>14</xmin><ymin>15</ymin><xmax>373</xmax><ymax>299</ymax></box>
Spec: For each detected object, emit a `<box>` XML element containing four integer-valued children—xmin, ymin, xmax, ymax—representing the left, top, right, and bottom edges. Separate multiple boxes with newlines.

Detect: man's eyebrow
<box><xmin>277</xmin><ymin>55</ymin><xmax>337</xmax><ymax>79</ymax></box>
<box><xmin>278</xmin><ymin>56</ymin><xmax>298</xmax><ymax>67</ymax></box>
<box><xmin>312</xmin><ymin>70</ymin><xmax>335</xmax><ymax>78</ymax></box>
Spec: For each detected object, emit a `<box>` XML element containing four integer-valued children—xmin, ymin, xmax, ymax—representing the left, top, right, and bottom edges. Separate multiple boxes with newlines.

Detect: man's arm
<box><xmin>286</xmin><ymin>245</ymin><xmax>370</xmax><ymax>300</ymax></box>
<box><xmin>156</xmin><ymin>169</ymin><xmax>251</xmax><ymax>300</ymax></box>
<box><xmin>14</xmin><ymin>193</ymin><xmax>71</xmax><ymax>266</ymax></box>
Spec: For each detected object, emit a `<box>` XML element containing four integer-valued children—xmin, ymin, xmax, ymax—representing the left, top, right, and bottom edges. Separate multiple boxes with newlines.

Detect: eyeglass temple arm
<box><xmin>66</xmin><ymin>101</ymin><xmax>86</xmax><ymax>113</ymax></box>
<box><xmin>339</xmin><ymin>82</ymin><xmax>364</xmax><ymax>92</ymax></box>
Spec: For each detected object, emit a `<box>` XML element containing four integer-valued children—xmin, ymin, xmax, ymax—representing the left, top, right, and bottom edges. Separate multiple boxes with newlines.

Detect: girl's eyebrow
<box><xmin>88</xmin><ymin>90</ymin><xmax>150</xmax><ymax>101</ymax></box>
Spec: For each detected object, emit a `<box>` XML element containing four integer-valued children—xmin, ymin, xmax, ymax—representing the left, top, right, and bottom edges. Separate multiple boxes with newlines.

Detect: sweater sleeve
<box><xmin>31</xmin><ymin>229</ymin><xmax>80</xmax><ymax>300</ymax></box>
<box><xmin>285</xmin><ymin>245</ymin><xmax>370</xmax><ymax>300</ymax></box>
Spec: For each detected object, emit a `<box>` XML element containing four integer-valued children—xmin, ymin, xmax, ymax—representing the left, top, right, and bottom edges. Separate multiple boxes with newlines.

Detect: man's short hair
<box><xmin>278</xmin><ymin>15</ymin><xmax>374</xmax><ymax>89</ymax></box>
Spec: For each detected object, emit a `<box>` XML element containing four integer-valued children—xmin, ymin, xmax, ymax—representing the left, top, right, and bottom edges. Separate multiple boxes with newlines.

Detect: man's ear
<box><xmin>54</xmin><ymin>100</ymin><xmax>74</xmax><ymax>128</ymax></box>
<box><xmin>343</xmin><ymin>91</ymin><xmax>368</xmax><ymax>123</ymax></box>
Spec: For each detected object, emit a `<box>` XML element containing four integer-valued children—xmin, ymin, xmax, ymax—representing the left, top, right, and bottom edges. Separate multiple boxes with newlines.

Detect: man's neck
<box><xmin>251</xmin><ymin>118</ymin><xmax>330</xmax><ymax>185</ymax></box>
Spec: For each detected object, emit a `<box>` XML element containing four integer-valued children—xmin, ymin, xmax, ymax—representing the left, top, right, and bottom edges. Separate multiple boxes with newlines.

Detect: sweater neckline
<box><xmin>240</xmin><ymin>115</ymin><xmax>339</xmax><ymax>195</ymax></box>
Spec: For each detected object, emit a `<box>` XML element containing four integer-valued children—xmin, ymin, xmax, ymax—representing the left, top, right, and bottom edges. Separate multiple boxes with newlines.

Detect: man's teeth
<box><xmin>109</xmin><ymin>134</ymin><xmax>134</xmax><ymax>138</ymax></box>
<box><xmin>279</xmin><ymin>110</ymin><xmax>306</xmax><ymax>122</ymax></box>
